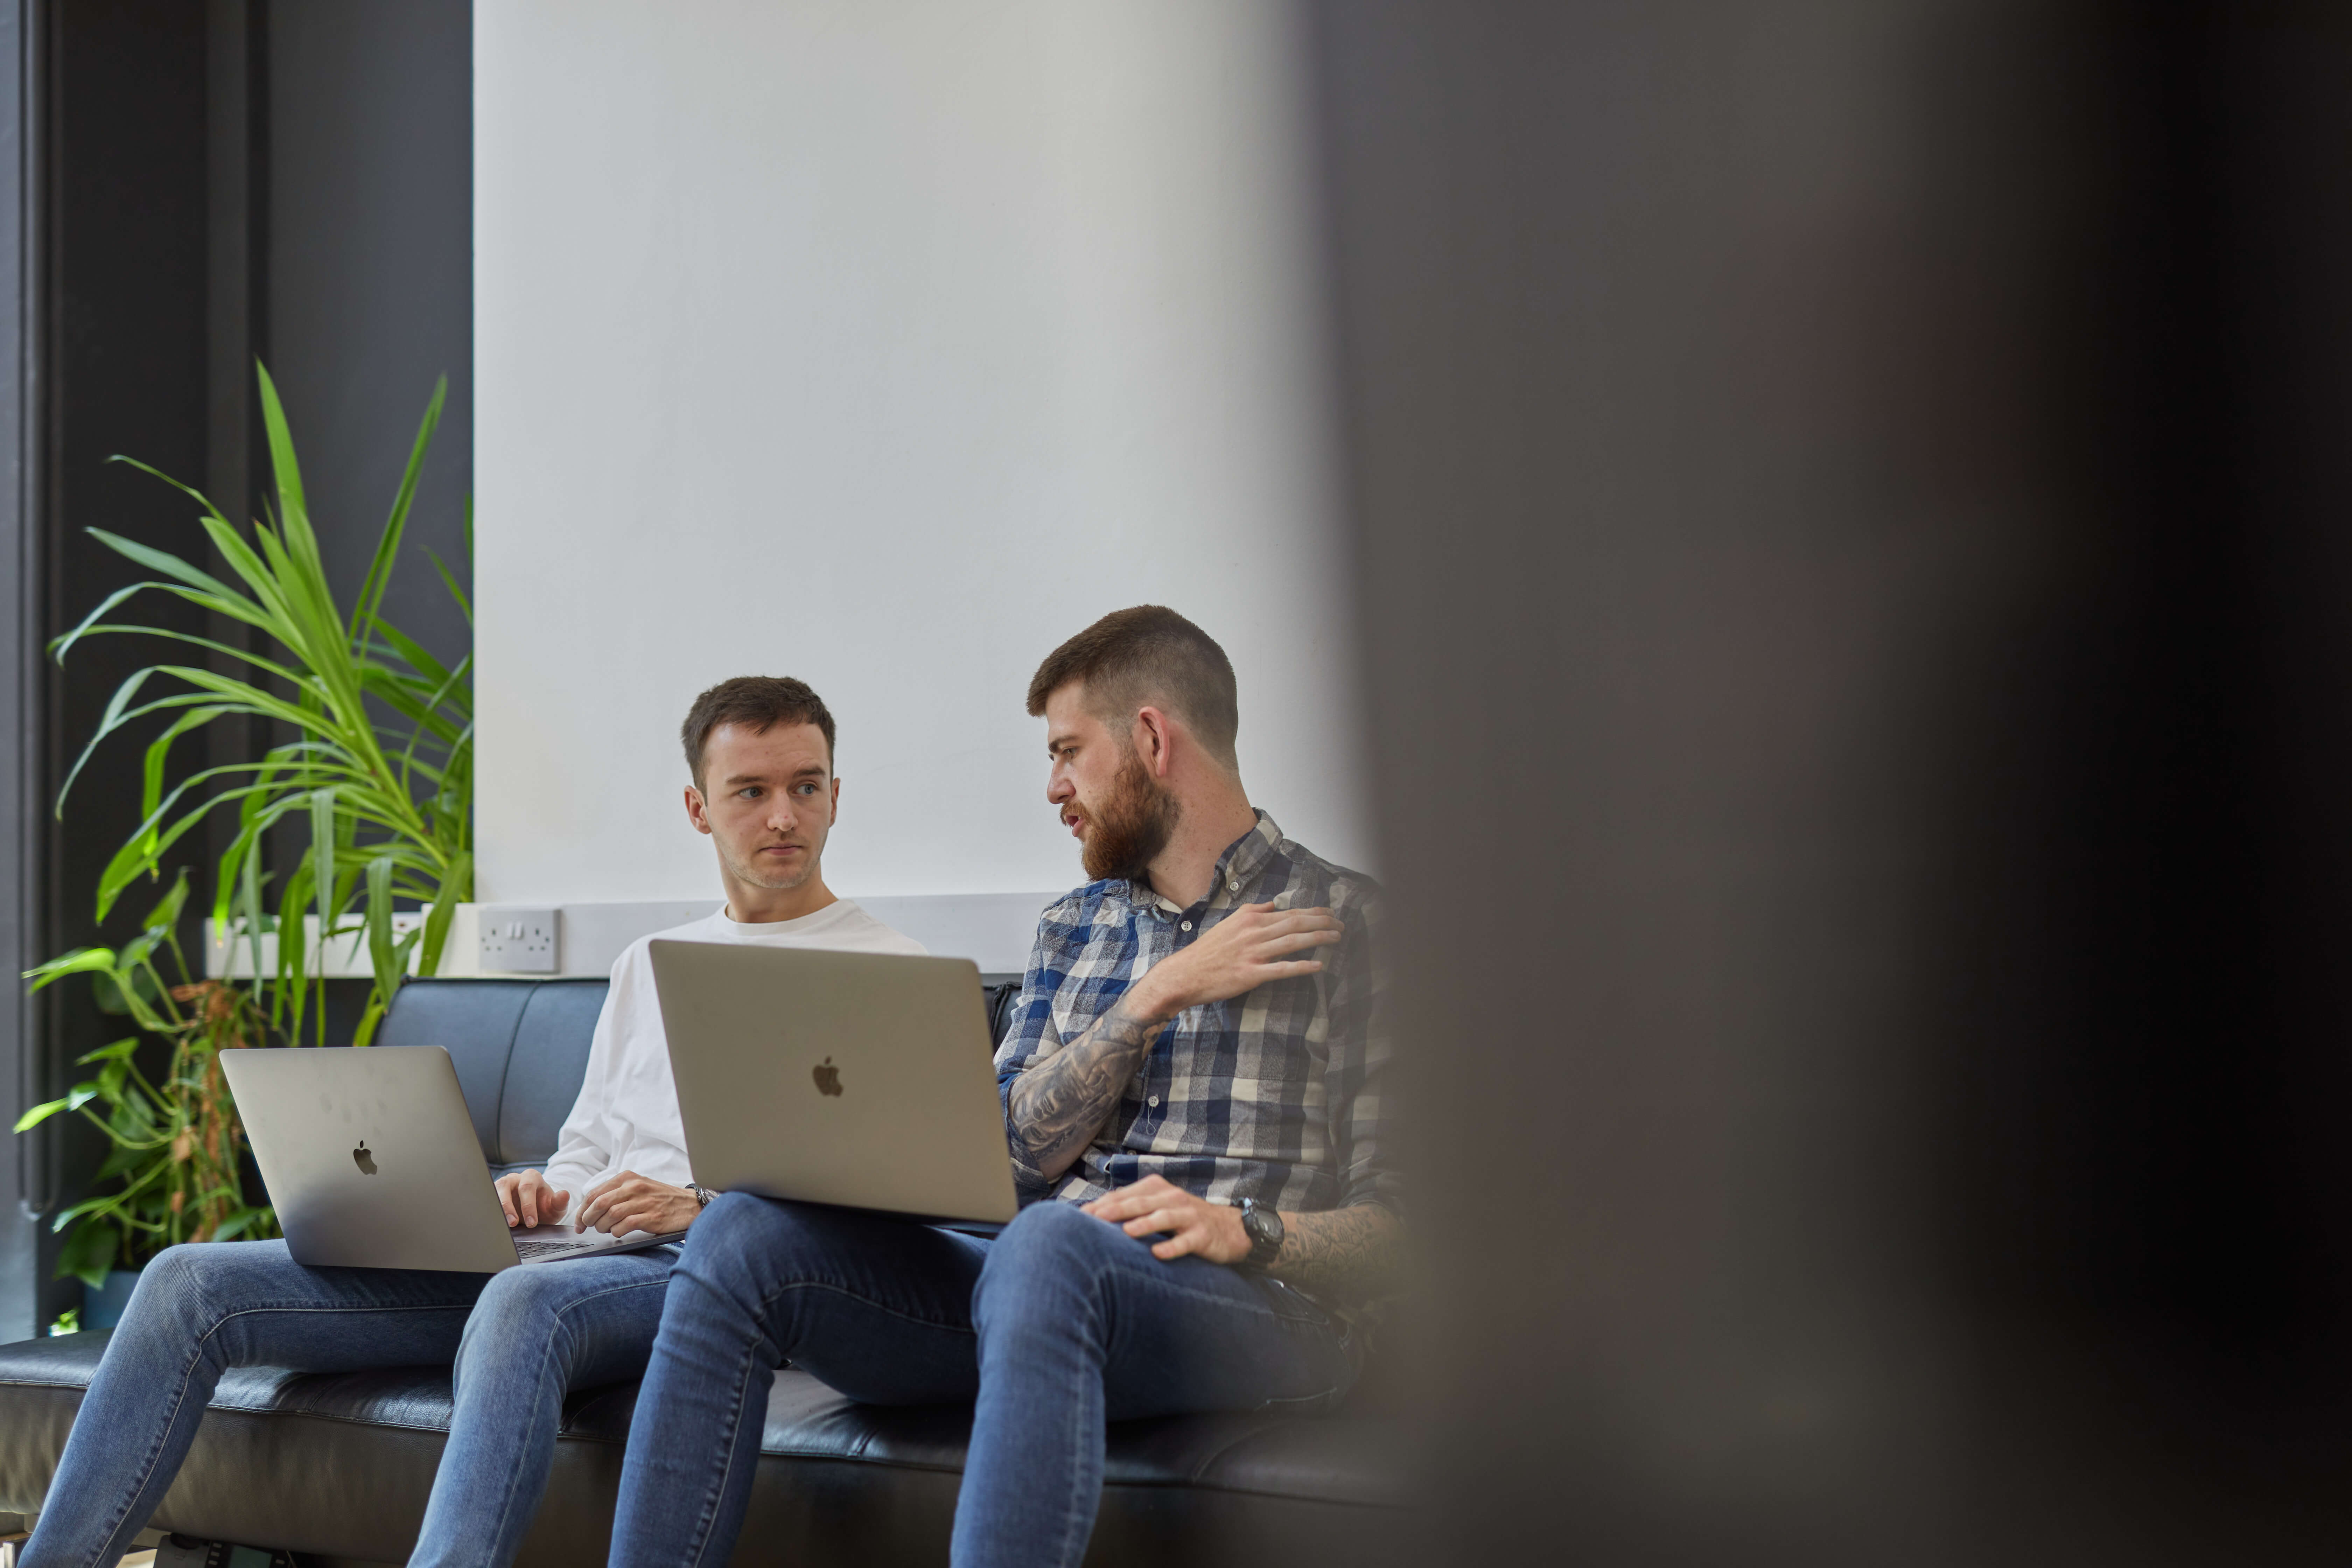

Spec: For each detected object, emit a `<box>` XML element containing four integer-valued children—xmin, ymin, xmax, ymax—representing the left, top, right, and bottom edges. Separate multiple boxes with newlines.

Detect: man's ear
<box><xmin>828</xmin><ymin>776</ymin><xmax>841</xmax><ymax>822</ymax></box>
<box><xmin>1133</xmin><ymin>707</ymin><xmax>1175</xmax><ymax>778</ymax></box>
<box><xmin>683</xmin><ymin>784</ymin><xmax>713</xmax><ymax>836</ymax></box>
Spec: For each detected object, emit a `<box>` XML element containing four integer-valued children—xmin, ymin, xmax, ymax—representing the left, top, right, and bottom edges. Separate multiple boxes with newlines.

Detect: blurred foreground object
<box><xmin>1313</xmin><ymin>2</ymin><xmax>2352</xmax><ymax>1562</ymax></box>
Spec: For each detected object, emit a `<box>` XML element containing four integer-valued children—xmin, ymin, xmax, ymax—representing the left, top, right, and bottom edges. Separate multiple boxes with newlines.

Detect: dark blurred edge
<box><xmin>0</xmin><ymin>0</ymin><xmax>42</xmax><ymax>1344</ymax></box>
<box><xmin>1311</xmin><ymin>2</ymin><xmax>2352</xmax><ymax>1562</ymax></box>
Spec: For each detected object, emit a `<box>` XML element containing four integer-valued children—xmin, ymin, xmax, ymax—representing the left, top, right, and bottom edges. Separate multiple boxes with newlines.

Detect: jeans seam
<box><xmin>1046</xmin><ymin>1260</ymin><xmax>1112</xmax><ymax>1568</ymax></box>
<box><xmin>477</xmin><ymin>1312</ymin><xmax>576</xmax><ymax>1565</ymax></box>
<box><xmin>748</xmin><ymin>1277</ymin><xmax>980</xmax><ymax>1338</ymax></box>
<box><xmin>1098</xmin><ymin>1274</ymin><xmax>1294</xmax><ymax>1328</ymax></box>
<box><xmin>682</xmin><ymin>1325</ymin><xmax>765</xmax><ymax>1568</ymax></box>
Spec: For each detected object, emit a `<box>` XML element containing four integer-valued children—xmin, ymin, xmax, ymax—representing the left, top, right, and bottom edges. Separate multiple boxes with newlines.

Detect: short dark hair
<box><xmin>680</xmin><ymin>676</ymin><xmax>837</xmax><ymax>789</ymax></box>
<box><xmin>1025</xmin><ymin>606</ymin><xmax>1239</xmax><ymax>766</ymax></box>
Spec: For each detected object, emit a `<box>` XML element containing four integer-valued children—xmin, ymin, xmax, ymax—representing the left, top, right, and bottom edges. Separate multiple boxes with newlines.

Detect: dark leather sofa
<box><xmin>0</xmin><ymin>977</ymin><xmax>1411</xmax><ymax>1566</ymax></box>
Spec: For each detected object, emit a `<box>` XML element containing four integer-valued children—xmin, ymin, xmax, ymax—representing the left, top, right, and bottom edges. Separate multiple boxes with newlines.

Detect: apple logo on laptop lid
<box><xmin>812</xmin><ymin>1057</ymin><xmax>843</xmax><ymax>1097</ymax></box>
<box><xmin>353</xmin><ymin>1140</ymin><xmax>379</xmax><ymax>1176</ymax></box>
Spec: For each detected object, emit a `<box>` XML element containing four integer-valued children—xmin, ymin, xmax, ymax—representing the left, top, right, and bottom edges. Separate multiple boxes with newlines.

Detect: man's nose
<box><xmin>1046</xmin><ymin>771</ymin><xmax>1073</xmax><ymax>804</ymax></box>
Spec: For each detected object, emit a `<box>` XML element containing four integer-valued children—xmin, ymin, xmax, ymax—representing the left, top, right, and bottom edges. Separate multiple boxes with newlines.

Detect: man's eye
<box><xmin>739</xmin><ymin>788</ymin><xmax>762</xmax><ymax>799</ymax></box>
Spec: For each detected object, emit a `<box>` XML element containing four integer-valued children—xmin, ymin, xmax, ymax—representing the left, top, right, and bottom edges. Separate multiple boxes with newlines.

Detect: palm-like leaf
<box><xmin>51</xmin><ymin>363</ymin><xmax>471</xmax><ymax>1040</ymax></box>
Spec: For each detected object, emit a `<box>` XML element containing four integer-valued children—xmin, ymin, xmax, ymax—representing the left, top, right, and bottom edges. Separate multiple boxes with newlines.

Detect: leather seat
<box><xmin>0</xmin><ymin>978</ymin><xmax>1413</xmax><ymax>1565</ymax></box>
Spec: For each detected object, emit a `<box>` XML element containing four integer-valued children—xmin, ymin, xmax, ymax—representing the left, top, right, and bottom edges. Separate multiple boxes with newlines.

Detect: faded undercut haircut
<box><xmin>1026</xmin><ymin>606</ymin><xmax>1240</xmax><ymax>768</ymax></box>
<box><xmin>680</xmin><ymin>676</ymin><xmax>837</xmax><ymax>789</ymax></box>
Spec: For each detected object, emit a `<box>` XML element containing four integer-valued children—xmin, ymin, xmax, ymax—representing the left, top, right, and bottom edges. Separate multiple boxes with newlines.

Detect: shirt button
<box><xmin>1148</xmin><ymin>1095</ymin><xmax>1160</xmax><ymax>1107</ymax></box>
<box><xmin>1180</xmin><ymin>920</ymin><xmax>1193</xmax><ymax>931</ymax></box>
<box><xmin>1227</xmin><ymin>879</ymin><xmax>1239</xmax><ymax>891</ymax></box>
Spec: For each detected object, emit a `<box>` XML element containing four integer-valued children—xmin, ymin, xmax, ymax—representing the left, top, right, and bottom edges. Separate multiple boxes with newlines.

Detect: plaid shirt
<box><xmin>993</xmin><ymin>811</ymin><xmax>1399</xmax><ymax>1229</ymax></box>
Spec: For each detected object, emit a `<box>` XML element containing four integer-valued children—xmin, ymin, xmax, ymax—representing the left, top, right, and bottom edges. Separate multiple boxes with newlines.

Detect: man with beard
<box><xmin>603</xmin><ymin>606</ymin><xmax>1401</xmax><ymax>1568</ymax></box>
<box><xmin>20</xmin><ymin>676</ymin><xmax>922</xmax><ymax>1568</ymax></box>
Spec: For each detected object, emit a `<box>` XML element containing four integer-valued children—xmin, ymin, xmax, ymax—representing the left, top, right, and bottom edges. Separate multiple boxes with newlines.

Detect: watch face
<box><xmin>1244</xmin><ymin>1205</ymin><xmax>1282</xmax><ymax>1246</ymax></box>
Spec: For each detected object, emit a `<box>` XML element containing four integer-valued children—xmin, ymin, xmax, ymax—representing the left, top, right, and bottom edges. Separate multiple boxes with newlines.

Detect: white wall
<box><xmin>474</xmin><ymin>0</ymin><xmax>1368</xmax><ymax>908</ymax></box>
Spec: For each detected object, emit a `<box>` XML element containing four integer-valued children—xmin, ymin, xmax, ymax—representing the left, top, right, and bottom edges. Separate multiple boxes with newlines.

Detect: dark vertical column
<box><xmin>0</xmin><ymin>0</ymin><xmax>43</xmax><ymax>1346</ymax></box>
<box><xmin>1312</xmin><ymin>2</ymin><xmax>2352</xmax><ymax>1561</ymax></box>
<box><xmin>267</xmin><ymin>0</ymin><xmax>472</xmax><ymax>666</ymax></box>
<box><xmin>205</xmin><ymin>0</ymin><xmax>265</xmax><ymax>878</ymax></box>
<box><xmin>38</xmin><ymin>0</ymin><xmax>213</xmax><ymax>1325</ymax></box>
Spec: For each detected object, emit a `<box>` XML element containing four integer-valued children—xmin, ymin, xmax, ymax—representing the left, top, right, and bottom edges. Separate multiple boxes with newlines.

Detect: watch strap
<box><xmin>1234</xmin><ymin>1197</ymin><xmax>1283</xmax><ymax>1269</ymax></box>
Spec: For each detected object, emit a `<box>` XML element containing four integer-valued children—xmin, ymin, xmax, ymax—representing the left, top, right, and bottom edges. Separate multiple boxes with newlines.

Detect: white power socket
<box><xmin>477</xmin><ymin>907</ymin><xmax>559</xmax><ymax>973</ymax></box>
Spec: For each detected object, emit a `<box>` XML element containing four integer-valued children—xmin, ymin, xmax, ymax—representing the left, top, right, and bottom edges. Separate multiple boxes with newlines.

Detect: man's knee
<box><xmin>470</xmin><ymin>1259</ymin><xmax>572</xmax><ymax>1322</ymax></box>
<box><xmin>131</xmin><ymin>1241</ymin><xmax>262</xmax><ymax>1329</ymax></box>
<box><xmin>993</xmin><ymin>1197</ymin><xmax>1122</xmax><ymax>1268</ymax></box>
<box><xmin>461</xmin><ymin>1259</ymin><xmax>572</xmax><ymax>1356</ymax></box>
<box><xmin>973</xmin><ymin>1201</ymin><xmax>1125</xmax><ymax>1330</ymax></box>
<box><xmin>457</xmin><ymin>1258</ymin><xmax>596</xmax><ymax>1384</ymax></box>
<box><xmin>689</xmin><ymin>1191</ymin><xmax>798</xmax><ymax>1263</ymax></box>
<box><xmin>673</xmin><ymin>1192</ymin><xmax>824</xmax><ymax>1305</ymax></box>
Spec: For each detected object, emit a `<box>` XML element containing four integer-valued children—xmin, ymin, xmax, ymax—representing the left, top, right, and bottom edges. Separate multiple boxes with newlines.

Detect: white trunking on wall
<box><xmin>206</xmin><ymin>894</ymin><xmax>1060</xmax><ymax>984</ymax></box>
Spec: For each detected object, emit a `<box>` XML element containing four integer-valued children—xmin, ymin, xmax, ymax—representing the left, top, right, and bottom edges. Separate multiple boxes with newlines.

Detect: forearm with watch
<box><xmin>1246</xmin><ymin>1201</ymin><xmax>1401</xmax><ymax>1303</ymax></box>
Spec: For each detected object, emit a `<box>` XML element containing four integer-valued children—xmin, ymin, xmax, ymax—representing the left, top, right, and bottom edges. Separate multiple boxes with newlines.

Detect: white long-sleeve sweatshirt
<box><xmin>537</xmin><ymin>900</ymin><xmax>926</xmax><ymax>1203</ymax></box>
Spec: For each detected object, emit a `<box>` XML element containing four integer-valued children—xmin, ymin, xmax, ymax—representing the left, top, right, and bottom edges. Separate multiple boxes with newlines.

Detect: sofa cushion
<box><xmin>372</xmin><ymin>979</ymin><xmax>541</xmax><ymax>1166</ymax></box>
<box><xmin>493</xmin><ymin>981</ymin><xmax>612</xmax><ymax>1167</ymax></box>
<box><xmin>0</xmin><ymin>1329</ymin><xmax>1414</xmax><ymax>1566</ymax></box>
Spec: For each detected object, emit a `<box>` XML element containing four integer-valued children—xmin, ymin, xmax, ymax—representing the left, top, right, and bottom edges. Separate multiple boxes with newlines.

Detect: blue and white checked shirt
<box><xmin>993</xmin><ymin>811</ymin><xmax>1399</xmax><ymax>1236</ymax></box>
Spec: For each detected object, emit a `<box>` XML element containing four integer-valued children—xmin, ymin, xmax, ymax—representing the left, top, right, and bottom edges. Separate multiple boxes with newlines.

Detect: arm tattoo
<box><xmin>1270</xmin><ymin>1204</ymin><xmax>1403</xmax><ymax>1303</ymax></box>
<box><xmin>1006</xmin><ymin>997</ymin><xmax>1164</xmax><ymax>1185</ymax></box>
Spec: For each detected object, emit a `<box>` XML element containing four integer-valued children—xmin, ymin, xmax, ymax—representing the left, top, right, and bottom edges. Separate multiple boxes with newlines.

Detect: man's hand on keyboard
<box><xmin>575</xmin><ymin>1171</ymin><xmax>699</xmax><ymax>1237</ymax></box>
<box><xmin>497</xmin><ymin>1169</ymin><xmax>570</xmax><ymax>1229</ymax></box>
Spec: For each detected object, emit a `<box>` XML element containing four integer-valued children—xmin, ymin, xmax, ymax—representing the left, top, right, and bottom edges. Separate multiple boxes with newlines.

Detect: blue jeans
<box><xmin>606</xmin><ymin>1195</ymin><xmax>1357</xmax><ymax>1568</ymax></box>
<box><xmin>22</xmin><ymin>1238</ymin><xmax>674</xmax><ymax>1568</ymax></box>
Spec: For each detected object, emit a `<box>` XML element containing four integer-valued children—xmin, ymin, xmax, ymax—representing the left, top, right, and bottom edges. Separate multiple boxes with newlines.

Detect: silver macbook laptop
<box><xmin>221</xmin><ymin>1044</ymin><xmax>684</xmax><ymax>1272</ymax></box>
<box><xmin>649</xmin><ymin>941</ymin><xmax>1020</xmax><ymax>1225</ymax></box>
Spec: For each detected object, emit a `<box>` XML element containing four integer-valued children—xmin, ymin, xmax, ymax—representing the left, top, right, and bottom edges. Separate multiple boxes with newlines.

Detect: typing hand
<box><xmin>497</xmin><ymin>1169</ymin><xmax>570</xmax><ymax>1229</ymax></box>
<box><xmin>575</xmin><ymin>1171</ymin><xmax>701</xmax><ymax>1237</ymax></box>
<box><xmin>1081</xmin><ymin>1175</ymin><xmax>1251</xmax><ymax>1264</ymax></box>
<box><xmin>1127</xmin><ymin>903</ymin><xmax>1342</xmax><ymax>1022</ymax></box>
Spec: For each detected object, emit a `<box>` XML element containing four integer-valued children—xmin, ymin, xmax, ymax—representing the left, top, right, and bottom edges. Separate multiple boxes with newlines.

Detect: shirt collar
<box><xmin>1134</xmin><ymin>809</ymin><xmax>1283</xmax><ymax>915</ymax></box>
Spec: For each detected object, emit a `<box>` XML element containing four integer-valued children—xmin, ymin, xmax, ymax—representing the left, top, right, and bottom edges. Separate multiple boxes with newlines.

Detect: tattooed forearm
<box><xmin>1269</xmin><ymin>1204</ymin><xmax>1403</xmax><ymax>1303</ymax></box>
<box><xmin>1007</xmin><ymin>999</ymin><xmax>1166</xmax><ymax>1185</ymax></box>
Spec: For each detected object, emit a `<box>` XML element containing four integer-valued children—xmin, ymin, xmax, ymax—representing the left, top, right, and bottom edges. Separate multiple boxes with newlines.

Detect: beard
<box><xmin>1080</xmin><ymin>748</ymin><xmax>1182</xmax><ymax>883</ymax></box>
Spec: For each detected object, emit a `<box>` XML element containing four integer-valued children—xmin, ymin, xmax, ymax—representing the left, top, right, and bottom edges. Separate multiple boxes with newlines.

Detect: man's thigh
<box><xmin>134</xmin><ymin>1238</ymin><xmax>491</xmax><ymax>1371</ymax></box>
<box><xmin>680</xmin><ymin>1196</ymin><xmax>990</xmax><ymax>1405</ymax></box>
<box><xmin>981</xmin><ymin>1206</ymin><xmax>1355</xmax><ymax>1421</ymax></box>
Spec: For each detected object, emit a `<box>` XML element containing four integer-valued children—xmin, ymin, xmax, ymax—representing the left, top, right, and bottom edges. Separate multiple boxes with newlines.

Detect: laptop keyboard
<box><xmin>512</xmin><ymin>1234</ymin><xmax>599</xmax><ymax>1259</ymax></box>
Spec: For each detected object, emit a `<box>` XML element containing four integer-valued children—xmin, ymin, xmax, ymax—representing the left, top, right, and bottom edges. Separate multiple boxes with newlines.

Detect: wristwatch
<box><xmin>687</xmin><ymin>1182</ymin><xmax>718</xmax><ymax>1210</ymax></box>
<box><xmin>1233</xmin><ymin>1197</ymin><xmax>1284</xmax><ymax>1269</ymax></box>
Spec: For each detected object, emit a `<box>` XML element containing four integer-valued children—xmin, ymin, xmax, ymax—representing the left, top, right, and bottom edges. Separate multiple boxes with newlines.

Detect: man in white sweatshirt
<box><xmin>22</xmin><ymin>676</ymin><xmax>921</xmax><ymax>1568</ymax></box>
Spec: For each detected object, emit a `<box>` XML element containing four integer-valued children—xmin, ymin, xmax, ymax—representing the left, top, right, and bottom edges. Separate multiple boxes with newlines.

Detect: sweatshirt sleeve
<box><xmin>536</xmin><ymin>951</ymin><xmax>631</xmax><ymax>1201</ymax></box>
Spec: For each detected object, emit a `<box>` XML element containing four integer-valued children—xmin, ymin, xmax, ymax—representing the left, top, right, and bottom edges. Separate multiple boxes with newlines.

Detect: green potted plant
<box><xmin>14</xmin><ymin>870</ymin><xmax>277</xmax><ymax>1318</ymax></box>
<box><xmin>15</xmin><ymin>363</ymin><xmax>473</xmax><ymax>1316</ymax></box>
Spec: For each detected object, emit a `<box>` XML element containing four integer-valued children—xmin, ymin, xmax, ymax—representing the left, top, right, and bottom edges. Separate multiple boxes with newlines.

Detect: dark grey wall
<box><xmin>35</xmin><ymin>0</ymin><xmax>219</xmax><ymax>1340</ymax></box>
<box><xmin>267</xmin><ymin>0</ymin><xmax>471</xmax><ymax>668</ymax></box>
